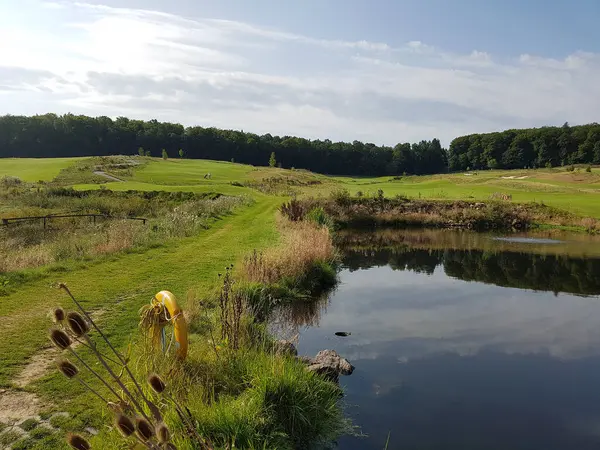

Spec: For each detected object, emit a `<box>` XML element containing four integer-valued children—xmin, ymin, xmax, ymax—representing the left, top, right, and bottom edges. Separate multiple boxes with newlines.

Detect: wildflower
<box><xmin>148</xmin><ymin>373</ymin><xmax>166</xmax><ymax>394</ymax></box>
<box><xmin>115</xmin><ymin>414</ymin><xmax>135</xmax><ymax>437</ymax></box>
<box><xmin>67</xmin><ymin>434</ymin><xmax>90</xmax><ymax>450</ymax></box>
<box><xmin>67</xmin><ymin>311</ymin><xmax>89</xmax><ymax>337</ymax></box>
<box><xmin>135</xmin><ymin>417</ymin><xmax>154</xmax><ymax>441</ymax></box>
<box><xmin>58</xmin><ymin>360</ymin><xmax>78</xmax><ymax>378</ymax></box>
<box><xmin>50</xmin><ymin>329</ymin><xmax>72</xmax><ymax>350</ymax></box>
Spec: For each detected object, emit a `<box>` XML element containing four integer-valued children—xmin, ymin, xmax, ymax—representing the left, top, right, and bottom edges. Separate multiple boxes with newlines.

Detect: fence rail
<box><xmin>1</xmin><ymin>213</ymin><xmax>147</xmax><ymax>228</ymax></box>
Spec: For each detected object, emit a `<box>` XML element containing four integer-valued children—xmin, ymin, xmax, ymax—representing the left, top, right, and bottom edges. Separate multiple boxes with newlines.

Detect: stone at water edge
<box><xmin>306</xmin><ymin>349</ymin><xmax>354</xmax><ymax>383</ymax></box>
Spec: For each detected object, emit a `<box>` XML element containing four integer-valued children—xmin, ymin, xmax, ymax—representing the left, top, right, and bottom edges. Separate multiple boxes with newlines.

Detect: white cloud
<box><xmin>1</xmin><ymin>1</ymin><xmax>600</xmax><ymax>145</ymax></box>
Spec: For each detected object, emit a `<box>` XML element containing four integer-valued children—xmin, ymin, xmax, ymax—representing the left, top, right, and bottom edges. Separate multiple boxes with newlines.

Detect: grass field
<box><xmin>0</xmin><ymin>158</ymin><xmax>79</xmax><ymax>182</ymax></box>
<box><xmin>1</xmin><ymin>156</ymin><xmax>600</xmax><ymax>448</ymax></box>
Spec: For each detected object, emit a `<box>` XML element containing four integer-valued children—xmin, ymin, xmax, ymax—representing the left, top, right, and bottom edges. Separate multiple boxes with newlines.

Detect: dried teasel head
<box><xmin>67</xmin><ymin>433</ymin><xmax>90</xmax><ymax>450</ymax></box>
<box><xmin>156</xmin><ymin>422</ymin><xmax>170</xmax><ymax>444</ymax></box>
<box><xmin>58</xmin><ymin>360</ymin><xmax>78</xmax><ymax>379</ymax></box>
<box><xmin>67</xmin><ymin>311</ymin><xmax>89</xmax><ymax>337</ymax></box>
<box><xmin>148</xmin><ymin>373</ymin><xmax>166</xmax><ymax>394</ymax></box>
<box><xmin>135</xmin><ymin>417</ymin><xmax>155</xmax><ymax>441</ymax></box>
<box><xmin>53</xmin><ymin>307</ymin><xmax>66</xmax><ymax>323</ymax></box>
<box><xmin>115</xmin><ymin>414</ymin><xmax>135</xmax><ymax>437</ymax></box>
<box><xmin>50</xmin><ymin>328</ymin><xmax>72</xmax><ymax>350</ymax></box>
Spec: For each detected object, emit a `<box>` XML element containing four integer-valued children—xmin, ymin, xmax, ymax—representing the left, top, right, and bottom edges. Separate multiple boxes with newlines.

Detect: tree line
<box><xmin>0</xmin><ymin>114</ymin><xmax>447</xmax><ymax>176</ymax></box>
<box><xmin>448</xmin><ymin>122</ymin><xmax>600</xmax><ymax>171</ymax></box>
<box><xmin>2</xmin><ymin>114</ymin><xmax>599</xmax><ymax>175</ymax></box>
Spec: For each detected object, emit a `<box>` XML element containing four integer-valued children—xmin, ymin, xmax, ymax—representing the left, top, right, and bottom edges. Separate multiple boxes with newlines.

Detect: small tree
<box><xmin>145</xmin><ymin>150</ymin><xmax>152</xmax><ymax>157</ymax></box>
<box><xmin>179</xmin><ymin>149</ymin><xmax>185</xmax><ymax>159</ymax></box>
<box><xmin>269</xmin><ymin>152</ymin><xmax>276</xmax><ymax>168</ymax></box>
<box><xmin>138</xmin><ymin>147</ymin><xmax>145</xmax><ymax>157</ymax></box>
<box><xmin>162</xmin><ymin>149</ymin><xmax>168</xmax><ymax>160</ymax></box>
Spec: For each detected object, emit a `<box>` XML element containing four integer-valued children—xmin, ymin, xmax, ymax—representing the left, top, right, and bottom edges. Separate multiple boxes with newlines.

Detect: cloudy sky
<box><xmin>1</xmin><ymin>0</ymin><xmax>600</xmax><ymax>145</ymax></box>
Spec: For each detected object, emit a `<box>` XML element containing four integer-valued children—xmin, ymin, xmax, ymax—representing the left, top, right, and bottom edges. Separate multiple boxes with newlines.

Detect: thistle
<box><xmin>148</xmin><ymin>373</ymin><xmax>166</xmax><ymax>394</ymax></box>
<box><xmin>135</xmin><ymin>416</ymin><xmax>155</xmax><ymax>441</ymax></box>
<box><xmin>156</xmin><ymin>422</ymin><xmax>170</xmax><ymax>444</ymax></box>
<box><xmin>67</xmin><ymin>433</ymin><xmax>90</xmax><ymax>450</ymax></box>
<box><xmin>54</xmin><ymin>307</ymin><xmax>66</xmax><ymax>323</ymax></box>
<box><xmin>67</xmin><ymin>311</ymin><xmax>89</xmax><ymax>337</ymax></box>
<box><xmin>58</xmin><ymin>360</ymin><xmax>78</xmax><ymax>378</ymax></box>
<box><xmin>115</xmin><ymin>414</ymin><xmax>136</xmax><ymax>437</ymax></box>
<box><xmin>50</xmin><ymin>328</ymin><xmax>72</xmax><ymax>350</ymax></box>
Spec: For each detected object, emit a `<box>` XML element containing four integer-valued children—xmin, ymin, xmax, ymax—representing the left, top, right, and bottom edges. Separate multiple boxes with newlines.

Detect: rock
<box><xmin>273</xmin><ymin>340</ymin><xmax>298</xmax><ymax>356</ymax></box>
<box><xmin>307</xmin><ymin>349</ymin><xmax>354</xmax><ymax>382</ymax></box>
<box><xmin>334</xmin><ymin>332</ymin><xmax>351</xmax><ymax>337</ymax></box>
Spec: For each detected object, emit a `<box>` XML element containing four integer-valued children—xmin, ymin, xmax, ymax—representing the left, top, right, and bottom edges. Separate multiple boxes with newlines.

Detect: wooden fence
<box><xmin>1</xmin><ymin>213</ymin><xmax>147</xmax><ymax>228</ymax></box>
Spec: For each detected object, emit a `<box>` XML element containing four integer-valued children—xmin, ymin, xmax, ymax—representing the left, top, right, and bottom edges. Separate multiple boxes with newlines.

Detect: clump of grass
<box><xmin>242</xmin><ymin>218</ymin><xmax>336</xmax><ymax>287</ymax></box>
<box><xmin>18</xmin><ymin>418</ymin><xmax>39</xmax><ymax>431</ymax></box>
<box><xmin>0</xmin><ymin>429</ymin><xmax>23</xmax><ymax>447</ymax></box>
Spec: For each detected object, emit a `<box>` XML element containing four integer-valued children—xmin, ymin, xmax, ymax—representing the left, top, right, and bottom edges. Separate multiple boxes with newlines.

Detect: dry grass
<box><xmin>242</xmin><ymin>216</ymin><xmax>336</xmax><ymax>285</ymax></box>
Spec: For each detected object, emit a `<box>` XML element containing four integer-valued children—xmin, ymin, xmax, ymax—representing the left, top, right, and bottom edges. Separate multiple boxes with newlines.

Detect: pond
<box><xmin>276</xmin><ymin>229</ymin><xmax>600</xmax><ymax>450</ymax></box>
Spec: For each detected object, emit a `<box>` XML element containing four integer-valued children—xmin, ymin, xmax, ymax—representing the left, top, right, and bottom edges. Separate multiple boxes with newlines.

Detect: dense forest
<box><xmin>0</xmin><ymin>114</ymin><xmax>447</xmax><ymax>176</ymax></box>
<box><xmin>448</xmin><ymin>122</ymin><xmax>600</xmax><ymax>171</ymax></box>
<box><xmin>2</xmin><ymin>114</ymin><xmax>600</xmax><ymax>175</ymax></box>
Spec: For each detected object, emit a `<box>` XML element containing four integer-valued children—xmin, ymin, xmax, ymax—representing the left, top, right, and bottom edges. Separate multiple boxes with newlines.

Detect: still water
<box><xmin>281</xmin><ymin>229</ymin><xmax>600</xmax><ymax>450</ymax></box>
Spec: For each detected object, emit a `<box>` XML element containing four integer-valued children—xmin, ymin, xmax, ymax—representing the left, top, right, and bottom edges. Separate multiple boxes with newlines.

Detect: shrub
<box><xmin>306</xmin><ymin>207</ymin><xmax>334</xmax><ymax>230</ymax></box>
<box><xmin>331</xmin><ymin>188</ymin><xmax>351</xmax><ymax>207</ymax></box>
<box><xmin>586</xmin><ymin>165</ymin><xmax>592</xmax><ymax>173</ymax></box>
<box><xmin>280</xmin><ymin>199</ymin><xmax>305</xmax><ymax>221</ymax></box>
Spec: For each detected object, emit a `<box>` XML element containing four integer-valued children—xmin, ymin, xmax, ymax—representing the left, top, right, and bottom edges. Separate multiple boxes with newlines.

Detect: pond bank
<box><xmin>287</xmin><ymin>194</ymin><xmax>599</xmax><ymax>232</ymax></box>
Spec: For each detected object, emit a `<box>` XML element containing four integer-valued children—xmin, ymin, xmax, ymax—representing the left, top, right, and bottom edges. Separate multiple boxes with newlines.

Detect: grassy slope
<box><xmin>0</xmin><ymin>158</ymin><xmax>80</xmax><ymax>181</ymax></box>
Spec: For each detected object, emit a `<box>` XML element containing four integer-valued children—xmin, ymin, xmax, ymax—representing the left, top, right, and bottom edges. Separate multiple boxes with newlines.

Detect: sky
<box><xmin>1</xmin><ymin>0</ymin><xmax>600</xmax><ymax>146</ymax></box>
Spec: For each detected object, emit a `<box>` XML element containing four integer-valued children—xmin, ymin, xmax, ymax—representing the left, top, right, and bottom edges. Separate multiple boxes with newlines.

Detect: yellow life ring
<box><xmin>152</xmin><ymin>290</ymin><xmax>188</xmax><ymax>359</ymax></box>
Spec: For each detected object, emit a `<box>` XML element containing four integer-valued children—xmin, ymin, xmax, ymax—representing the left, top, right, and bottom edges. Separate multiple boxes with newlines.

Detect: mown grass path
<box><xmin>0</xmin><ymin>197</ymin><xmax>281</xmax><ymax>388</ymax></box>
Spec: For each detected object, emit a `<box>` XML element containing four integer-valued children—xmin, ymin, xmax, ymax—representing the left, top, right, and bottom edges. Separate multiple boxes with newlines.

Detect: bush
<box><xmin>586</xmin><ymin>165</ymin><xmax>592</xmax><ymax>173</ymax></box>
<box><xmin>331</xmin><ymin>188</ymin><xmax>351</xmax><ymax>207</ymax></box>
<box><xmin>306</xmin><ymin>207</ymin><xmax>334</xmax><ymax>230</ymax></box>
<box><xmin>280</xmin><ymin>199</ymin><xmax>305</xmax><ymax>221</ymax></box>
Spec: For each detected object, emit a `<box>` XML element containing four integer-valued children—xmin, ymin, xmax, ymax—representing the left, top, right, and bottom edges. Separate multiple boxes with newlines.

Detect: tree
<box><xmin>138</xmin><ymin>147</ymin><xmax>145</xmax><ymax>156</ymax></box>
<box><xmin>178</xmin><ymin>148</ymin><xmax>185</xmax><ymax>159</ymax></box>
<box><xmin>145</xmin><ymin>150</ymin><xmax>152</xmax><ymax>157</ymax></box>
<box><xmin>162</xmin><ymin>149</ymin><xmax>168</xmax><ymax>160</ymax></box>
<box><xmin>269</xmin><ymin>152</ymin><xmax>276</xmax><ymax>167</ymax></box>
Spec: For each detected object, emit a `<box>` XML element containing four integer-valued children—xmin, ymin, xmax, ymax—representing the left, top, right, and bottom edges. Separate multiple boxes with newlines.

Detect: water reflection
<box><xmin>276</xmin><ymin>229</ymin><xmax>600</xmax><ymax>449</ymax></box>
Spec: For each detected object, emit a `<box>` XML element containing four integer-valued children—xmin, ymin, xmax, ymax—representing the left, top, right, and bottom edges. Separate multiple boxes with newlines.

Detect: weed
<box><xmin>19</xmin><ymin>418</ymin><xmax>39</xmax><ymax>431</ymax></box>
<box><xmin>0</xmin><ymin>429</ymin><xmax>22</xmax><ymax>447</ymax></box>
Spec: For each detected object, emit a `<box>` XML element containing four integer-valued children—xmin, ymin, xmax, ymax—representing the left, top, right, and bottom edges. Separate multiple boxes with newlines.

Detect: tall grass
<box><xmin>0</xmin><ymin>187</ymin><xmax>251</xmax><ymax>274</ymax></box>
<box><xmin>242</xmin><ymin>217</ymin><xmax>337</xmax><ymax>287</ymax></box>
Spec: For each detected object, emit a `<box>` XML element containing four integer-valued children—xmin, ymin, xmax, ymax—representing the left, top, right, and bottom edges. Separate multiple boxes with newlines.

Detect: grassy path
<box><xmin>0</xmin><ymin>197</ymin><xmax>281</xmax><ymax>388</ymax></box>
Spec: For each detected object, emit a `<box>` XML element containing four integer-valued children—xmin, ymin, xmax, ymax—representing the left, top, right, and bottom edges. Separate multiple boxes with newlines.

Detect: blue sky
<box><xmin>1</xmin><ymin>0</ymin><xmax>599</xmax><ymax>146</ymax></box>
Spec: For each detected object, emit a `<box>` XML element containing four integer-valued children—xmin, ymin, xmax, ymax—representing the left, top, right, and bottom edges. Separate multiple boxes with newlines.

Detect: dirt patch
<box><xmin>14</xmin><ymin>347</ymin><xmax>59</xmax><ymax>388</ymax></box>
<box><xmin>0</xmin><ymin>390</ymin><xmax>44</xmax><ymax>422</ymax></box>
<box><xmin>93</xmin><ymin>171</ymin><xmax>123</xmax><ymax>182</ymax></box>
<box><xmin>13</xmin><ymin>309</ymin><xmax>105</xmax><ymax>389</ymax></box>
